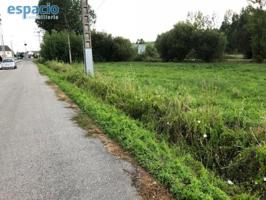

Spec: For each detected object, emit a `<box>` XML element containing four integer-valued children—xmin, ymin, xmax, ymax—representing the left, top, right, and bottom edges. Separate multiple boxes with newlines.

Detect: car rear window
<box><xmin>3</xmin><ymin>59</ymin><xmax>14</xmax><ymax>63</ymax></box>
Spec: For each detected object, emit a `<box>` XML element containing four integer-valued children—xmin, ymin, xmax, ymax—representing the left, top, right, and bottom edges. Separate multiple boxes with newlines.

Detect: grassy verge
<box><xmin>41</xmin><ymin>61</ymin><xmax>266</xmax><ymax>197</ymax></box>
<box><xmin>38</xmin><ymin>62</ymin><xmax>257</xmax><ymax>200</ymax></box>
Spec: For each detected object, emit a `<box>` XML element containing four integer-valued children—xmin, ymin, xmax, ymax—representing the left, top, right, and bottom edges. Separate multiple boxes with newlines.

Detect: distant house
<box><xmin>135</xmin><ymin>39</ymin><xmax>146</xmax><ymax>55</ymax></box>
<box><xmin>0</xmin><ymin>46</ymin><xmax>14</xmax><ymax>61</ymax></box>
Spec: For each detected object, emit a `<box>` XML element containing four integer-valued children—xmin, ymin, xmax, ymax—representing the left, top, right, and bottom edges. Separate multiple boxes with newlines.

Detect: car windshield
<box><xmin>3</xmin><ymin>59</ymin><xmax>14</xmax><ymax>63</ymax></box>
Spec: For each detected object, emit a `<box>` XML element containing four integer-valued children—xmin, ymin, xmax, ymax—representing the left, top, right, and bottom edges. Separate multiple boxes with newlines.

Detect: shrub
<box><xmin>111</xmin><ymin>37</ymin><xmax>136</xmax><ymax>61</ymax></box>
<box><xmin>41</xmin><ymin>31</ymin><xmax>136</xmax><ymax>63</ymax></box>
<box><xmin>155</xmin><ymin>22</ymin><xmax>226</xmax><ymax>62</ymax></box>
<box><xmin>228</xmin><ymin>145</ymin><xmax>266</xmax><ymax>198</ymax></box>
<box><xmin>155</xmin><ymin>22</ymin><xmax>195</xmax><ymax>61</ymax></box>
<box><xmin>91</xmin><ymin>31</ymin><xmax>114</xmax><ymax>62</ymax></box>
<box><xmin>40</xmin><ymin>31</ymin><xmax>83</xmax><ymax>63</ymax></box>
<box><xmin>193</xmin><ymin>30</ymin><xmax>226</xmax><ymax>62</ymax></box>
<box><xmin>91</xmin><ymin>32</ymin><xmax>136</xmax><ymax>62</ymax></box>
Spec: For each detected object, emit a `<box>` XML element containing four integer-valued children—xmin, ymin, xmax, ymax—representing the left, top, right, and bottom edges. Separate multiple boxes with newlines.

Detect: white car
<box><xmin>0</xmin><ymin>58</ymin><xmax>17</xmax><ymax>70</ymax></box>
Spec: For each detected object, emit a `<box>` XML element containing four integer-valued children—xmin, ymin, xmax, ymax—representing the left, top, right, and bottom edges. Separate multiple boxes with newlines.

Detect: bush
<box><xmin>91</xmin><ymin>31</ymin><xmax>114</xmax><ymax>62</ymax></box>
<box><xmin>41</xmin><ymin>31</ymin><xmax>136</xmax><ymax>63</ymax></box>
<box><xmin>193</xmin><ymin>30</ymin><xmax>226</xmax><ymax>62</ymax></box>
<box><xmin>228</xmin><ymin>145</ymin><xmax>266</xmax><ymax>198</ymax></box>
<box><xmin>155</xmin><ymin>22</ymin><xmax>226</xmax><ymax>62</ymax></box>
<box><xmin>40</xmin><ymin>31</ymin><xmax>83</xmax><ymax>63</ymax></box>
<box><xmin>156</xmin><ymin>23</ymin><xmax>195</xmax><ymax>61</ymax></box>
<box><xmin>91</xmin><ymin>31</ymin><xmax>136</xmax><ymax>62</ymax></box>
<box><xmin>112</xmin><ymin>37</ymin><xmax>136</xmax><ymax>61</ymax></box>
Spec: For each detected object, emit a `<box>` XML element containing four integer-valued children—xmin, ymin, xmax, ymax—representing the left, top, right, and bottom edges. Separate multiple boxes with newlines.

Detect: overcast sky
<box><xmin>0</xmin><ymin>0</ymin><xmax>248</xmax><ymax>52</ymax></box>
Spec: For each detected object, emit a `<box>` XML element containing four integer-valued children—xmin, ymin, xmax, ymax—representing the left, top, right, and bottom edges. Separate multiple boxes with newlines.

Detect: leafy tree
<box><xmin>220</xmin><ymin>7</ymin><xmax>253</xmax><ymax>58</ymax></box>
<box><xmin>235</xmin><ymin>7</ymin><xmax>253</xmax><ymax>59</ymax></box>
<box><xmin>136</xmin><ymin>39</ymin><xmax>145</xmax><ymax>44</ymax></box>
<box><xmin>90</xmin><ymin>32</ymin><xmax>136</xmax><ymax>62</ymax></box>
<box><xmin>40</xmin><ymin>31</ymin><xmax>83</xmax><ymax>62</ymax></box>
<box><xmin>91</xmin><ymin>31</ymin><xmax>114</xmax><ymax>62</ymax></box>
<box><xmin>145</xmin><ymin>44</ymin><xmax>159</xmax><ymax>59</ymax></box>
<box><xmin>36</xmin><ymin>0</ymin><xmax>96</xmax><ymax>34</ymax></box>
<box><xmin>112</xmin><ymin>37</ymin><xmax>136</xmax><ymax>61</ymax></box>
<box><xmin>155</xmin><ymin>22</ymin><xmax>225</xmax><ymax>62</ymax></box>
<box><xmin>248</xmin><ymin>0</ymin><xmax>266</xmax><ymax>9</ymax></box>
<box><xmin>187</xmin><ymin>11</ymin><xmax>217</xmax><ymax>30</ymax></box>
<box><xmin>36</xmin><ymin>0</ymin><xmax>96</xmax><ymax>63</ymax></box>
<box><xmin>193</xmin><ymin>30</ymin><xmax>226</xmax><ymax>62</ymax></box>
<box><xmin>156</xmin><ymin>22</ymin><xmax>195</xmax><ymax>61</ymax></box>
<box><xmin>220</xmin><ymin>10</ymin><xmax>240</xmax><ymax>53</ymax></box>
<box><xmin>248</xmin><ymin>0</ymin><xmax>266</xmax><ymax>62</ymax></box>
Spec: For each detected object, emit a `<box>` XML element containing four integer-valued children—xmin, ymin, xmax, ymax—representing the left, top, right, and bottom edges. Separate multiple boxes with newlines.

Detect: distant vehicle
<box><xmin>0</xmin><ymin>58</ymin><xmax>17</xmax><ymax>70</ymax></box>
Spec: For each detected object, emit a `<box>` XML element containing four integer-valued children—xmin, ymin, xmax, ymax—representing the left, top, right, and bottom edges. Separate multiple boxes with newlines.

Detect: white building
<box><xmin>135</xmin><ymin>39</ymin><xmax>146</xmax><ymax>55</ymax></box>
<box><xmin>0</xmin><ymin>46</ymin><xmax>14</xmax><ymax>61</ymax></box>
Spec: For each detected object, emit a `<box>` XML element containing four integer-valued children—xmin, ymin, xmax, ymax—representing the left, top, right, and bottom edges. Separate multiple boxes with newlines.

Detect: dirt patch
<box><xmin>46</xmin><ymin>80</ymin><xmax>173</xmax><ymax>200</ymax></box>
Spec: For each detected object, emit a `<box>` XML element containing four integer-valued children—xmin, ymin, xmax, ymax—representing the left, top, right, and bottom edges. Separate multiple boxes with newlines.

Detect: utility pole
<box><xmin>10</xmin><ymin>41</ymin><xmax>14</xmax><ymax>58</ymax></box>
<box><xmin>67</xmin><ymin>33</ymin><xmax>72</xmax><ymax>64</ymax></box>
<box><xmin>81</xmin><ymin>0</ymin><xmax>94</xmax><ymax>76</ymax></box>
<box><xmin>0</xmin><ymin>15</ymin><xmax>6</xmax><ymax>58</ymax></box>
<box><xmin>24</xmin><ymin>43</ymin><xmax>27</xmax><ymax>59</ymax></box>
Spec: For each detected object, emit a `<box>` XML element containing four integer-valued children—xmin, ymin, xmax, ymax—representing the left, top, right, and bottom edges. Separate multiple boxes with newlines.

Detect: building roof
<box><xmin>0</xmin><ymin>45</ymin><xmax>12</xmax><ymax>52</ymax></box>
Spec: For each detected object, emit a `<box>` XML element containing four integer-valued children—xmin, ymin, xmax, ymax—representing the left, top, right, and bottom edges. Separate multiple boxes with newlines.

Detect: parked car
<box><xmin>0</xmin><ymin>58</ymin><xmax>17</xmax><ymax>70</ymax></box>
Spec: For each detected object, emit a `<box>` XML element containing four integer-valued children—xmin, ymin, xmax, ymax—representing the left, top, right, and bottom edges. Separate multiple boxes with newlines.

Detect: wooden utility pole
<box><xmin>81</xmin><ymin>0</ymin><xmax>94</xmax><ymax>76</ymax></box>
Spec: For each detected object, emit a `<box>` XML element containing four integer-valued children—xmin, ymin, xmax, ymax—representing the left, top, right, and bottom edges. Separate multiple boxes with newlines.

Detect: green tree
<box><xmin>155</xmin><ymin>22</ymin><xmax>195</xmax><ymax>61</ymax></box>
<box><xmin>87</xmin><ymin>31</ymin><xmax>136</xmax><ymax>62</ymax></box>
<box><xmin>36</xmin><ymin>0</ymin><xmax>96</xmax><ymax>34</ymax></box>
<box><xmin>91</xmin><ymin>31</ymin><xmax>114</xmax><ymax>62</ymax></box>
<box><xmin>248</xmin><ymin>0</ymin><xmax>266</xmax><ymax>9</ymax></box>
<box><xmin>155</xmin><ymin>21</ymin><xmax>225</xmax><ymax>62</ymax></box>
<box><xmin>145</xmin><ymin>44</ymin><xmax>159</xmax><ymax>59</ymax></box>
<box><xmin>36</xmin><ymin>0</ymin><xmax>96</xmax><ymax>63</ymax></box>
<box><xmin>193</xmin><ymin>30</ymin><xmax>226</xmax><ymax>62</ymax></box>
<box><xmin>187</xmin><ymin>11</ymin><xmax>217</xmax><ymax>30</ymax></box>
<box><xmin>112</xmin><ymin>37</ymin><xmax>136</xmax><ymax>61</ymax></box>
<box><xmin>40</xmin><ymin>31</ymin><xmax>83</xmax><ymax>62</ymax></box>
<box><xmin>248</xmin><ymin>0</ymin><xmax>266</xmax><ymax>62</ymax></box>
<box><xmin>220</xmin><ymin>7</ymin><xmax>253</xmax><ymax>58</ymax></box>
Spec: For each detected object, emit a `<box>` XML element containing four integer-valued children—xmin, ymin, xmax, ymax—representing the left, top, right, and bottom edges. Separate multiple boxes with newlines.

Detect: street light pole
<box><xmin>81</xmin><ymin>0</ymin><xmax>94</xmax><ymax>76</ymax></box>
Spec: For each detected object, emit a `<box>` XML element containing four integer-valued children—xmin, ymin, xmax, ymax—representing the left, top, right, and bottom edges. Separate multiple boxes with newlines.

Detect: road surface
<box><xmin>0</xmin><ymin>61</ymin><xmax>139</xmax><ymax>200</ymax></box>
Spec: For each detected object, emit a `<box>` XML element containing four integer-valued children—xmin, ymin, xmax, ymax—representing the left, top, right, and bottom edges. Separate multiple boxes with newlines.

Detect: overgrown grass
<box><xmin>38</xmin><ymin>61</ymin><xmax>265</xmax><ymax>199</ymax></box>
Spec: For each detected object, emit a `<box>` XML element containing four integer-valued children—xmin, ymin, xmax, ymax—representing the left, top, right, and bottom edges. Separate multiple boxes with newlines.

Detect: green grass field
<box><xmin>39</xmin><ymin>61</ymin><xmax>266</xmax><ymax>199</ymax></box>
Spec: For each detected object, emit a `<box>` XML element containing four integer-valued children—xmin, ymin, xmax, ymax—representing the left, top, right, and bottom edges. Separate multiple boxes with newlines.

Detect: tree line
<box><xmin>220</xmin><ymin>0</ymin><xmax>266</xmax><ymax>62</ymax></box>
<box><xmin>37</xmin><ymin>0</ymin><xmax>266</xmax><ymax>63</ymax></box>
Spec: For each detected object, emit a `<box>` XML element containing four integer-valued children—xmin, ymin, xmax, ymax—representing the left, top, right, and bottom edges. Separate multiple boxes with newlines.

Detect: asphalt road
<box><xmin>0</xmin><ymin>61</ymin><xmax>139</xmax><ymax>200</ymax></box>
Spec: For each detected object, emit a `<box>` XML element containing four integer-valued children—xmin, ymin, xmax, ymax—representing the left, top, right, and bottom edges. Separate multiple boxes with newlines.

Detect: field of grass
<box><xmin>38</xmin><ymin>61</ymin><xmax>266</xmax><ymax>199</ymax></box>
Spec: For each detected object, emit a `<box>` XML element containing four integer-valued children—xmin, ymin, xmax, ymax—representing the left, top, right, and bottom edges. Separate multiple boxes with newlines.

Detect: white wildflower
<box><xmin>227</xmin><ymin>180</ymin><xmax>234</xmax><ymax>185</ymax></box>
<box><xmin>264</xmin><ymin>177</ymin><xmax>266</xmax><ymax>182</ymax></box>
<box><xmin>197</xmin><ymin>120</ymin><xmax>201</xmax><ymax>124</ymax></box>
<box><xmin>167</xmin><ymin>122</ymin><xmax>170</xmax><ymax>125</ymax></box>
<box><xmin>203</xmin><ymin>134</ymin><xmax>208</xmax><ymax>138</ymax></box>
